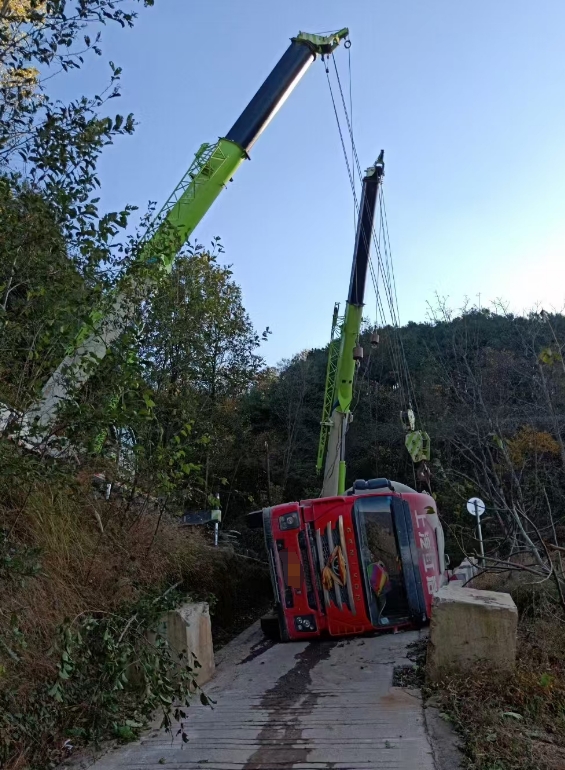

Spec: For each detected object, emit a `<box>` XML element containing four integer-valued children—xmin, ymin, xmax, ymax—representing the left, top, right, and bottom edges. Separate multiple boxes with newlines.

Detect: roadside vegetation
<box><xmin>0</xmin><ymin>445</ymin><xmax>272</xmax><ymax>769</ymax></box>
<box><xmin>427</xmin><ymin>583</ymin><xmax>565</xmax><ymax>770</ymax></box>
<box><xmin>0</xmin><ymin>2</ymin><xmax>272</xmax><ymax>767</ymax></box>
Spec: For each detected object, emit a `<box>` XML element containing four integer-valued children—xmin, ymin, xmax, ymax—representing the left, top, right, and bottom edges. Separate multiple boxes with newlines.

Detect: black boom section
<box><xmin>347</xmin><ymin>153</ymin><xmax>384</xmax><ymax>307</ymax></box>
<box><xmin>225</xmin><ymin>40</ymin><xmax>315</xmax><ymax>154</ymax></box>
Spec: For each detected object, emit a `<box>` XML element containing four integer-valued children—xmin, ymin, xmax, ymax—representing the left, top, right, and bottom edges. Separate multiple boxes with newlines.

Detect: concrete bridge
<box><xmin>84</xmin><ymin>622</ymin><xmax>460</xmax><ymax>770</ymax></box>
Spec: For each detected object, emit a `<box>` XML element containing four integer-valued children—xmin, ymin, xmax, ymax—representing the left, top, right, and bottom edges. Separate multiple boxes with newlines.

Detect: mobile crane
<box><xmin>248</xmin><ymin>155</ymin><xmax>448</xmax><ymax>641</ymax></box>
<box><xmin>21</xmin><ymin>29</ymin><xmax>350</xmax><ymax>437</ymax></box>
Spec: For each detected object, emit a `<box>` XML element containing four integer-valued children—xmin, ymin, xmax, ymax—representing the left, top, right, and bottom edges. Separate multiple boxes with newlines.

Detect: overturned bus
<box><xmin>248</xmin><ymin>478</ymin><xmax>448</xmax><ymax>641</ymax></box>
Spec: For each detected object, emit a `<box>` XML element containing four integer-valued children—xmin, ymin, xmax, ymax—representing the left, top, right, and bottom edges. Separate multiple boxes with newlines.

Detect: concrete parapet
<box><xmin>450</xmin><ymin>557</ymin><xmax>480</xmax><ymax>584</ymax></box>
<box><xmin>152</xmin><ymin>602</ymin><xmax>215</xmax><ymax>687</ymax></box>
<box><xmin>427</xmin><ymin>584</ymin><xmax>517</xmax><ymax>683</ymax></box>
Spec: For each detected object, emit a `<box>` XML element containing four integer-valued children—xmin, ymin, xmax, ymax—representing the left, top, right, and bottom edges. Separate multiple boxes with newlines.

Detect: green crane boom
<box><xmin>24</xmin><ymin>29</ymin><xmax>349</xmax><ymax>436</ymax></box>
<box><xmin>318</xmin><ymin>152</ymin><xmax>384</xmax><ymax>497</ymax></box>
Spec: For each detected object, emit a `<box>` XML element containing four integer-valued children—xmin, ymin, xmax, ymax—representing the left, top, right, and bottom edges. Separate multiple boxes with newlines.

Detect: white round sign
<box><xmin>466</xmin><ymin>497</ymin><xmax>486</xmax><ymax>517</ymax></box>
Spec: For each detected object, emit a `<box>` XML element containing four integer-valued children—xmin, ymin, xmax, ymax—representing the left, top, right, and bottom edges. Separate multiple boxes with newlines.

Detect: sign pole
<box><xmin>211</xmin><ymin>493</ymin><xmax>221</xmax><ymax>548</ymax></box>
<box><xmin>467</xmin><ymin>497</ymin><xmax>486</xmax><ymax>568</ymax></box>
<box><xmin>474</xmin><ymin>499</ymin><xmax>485</xmax><ymax>567</ymax></box>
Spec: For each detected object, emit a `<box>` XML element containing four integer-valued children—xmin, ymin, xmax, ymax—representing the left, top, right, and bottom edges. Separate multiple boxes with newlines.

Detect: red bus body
<box><xmin>255</xmin><ymin>479</ymin><xmax>448</xmax><ymax>641</ymax></box>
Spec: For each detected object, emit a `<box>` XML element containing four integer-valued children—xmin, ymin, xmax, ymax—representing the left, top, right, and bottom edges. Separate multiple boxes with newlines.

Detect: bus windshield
<box><xmin>353</xmin><ymin>496</ymin><xmax>410</xmax><ymax>627</ymax></box>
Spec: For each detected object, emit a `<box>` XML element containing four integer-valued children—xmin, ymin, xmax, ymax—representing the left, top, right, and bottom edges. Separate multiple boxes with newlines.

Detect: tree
<box><xmin>0</xmin><ymin>1</ymin><xmax>152</xmax><ymax>171</ymax></box>
<box><xmin>0</xmin><ymin>0</ymin><xmax>155</xmax><ymax>417</ymax></box>
<box><xmin>136</xmin><ymin>243</ymin><xmax>266</xmax><ymax>506</ymax></box>
<box><xmin>0</xmin><ymin>181</ymin><xmax>89</xmax><ymax>408</ymax></box>
<box><xmin>0</xmin><ymin>0</ymin><xmax>157</xmax><ymax>279</ymax></box>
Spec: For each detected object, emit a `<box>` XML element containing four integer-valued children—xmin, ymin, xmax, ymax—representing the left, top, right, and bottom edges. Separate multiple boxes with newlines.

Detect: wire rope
<box><xmin>328</xmin><ymin>51</ymin><xmax>421</xmax><ymax>424</ymax></box>
<box><xmin>321</xmin><ymin>48</ymin><xmax>430</xmax><ymax>495</ymax></box>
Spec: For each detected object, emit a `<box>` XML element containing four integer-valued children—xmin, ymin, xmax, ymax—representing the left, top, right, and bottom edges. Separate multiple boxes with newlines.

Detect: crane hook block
<box><xmin>405</xmin><ymin>430</ymin><xmax>431</xmax><ymax>463</ymax></box>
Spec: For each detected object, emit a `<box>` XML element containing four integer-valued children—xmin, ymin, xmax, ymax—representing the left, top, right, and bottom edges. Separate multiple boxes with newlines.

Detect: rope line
<box><xmin>324</xmin><ymin>51</ymin><xmax>421</xmax><ymax>427</ymax></box>
<box><xmin>320</xmin><ymin>47</ymin><xmax>431</xmax><ymax>497</ymax></box>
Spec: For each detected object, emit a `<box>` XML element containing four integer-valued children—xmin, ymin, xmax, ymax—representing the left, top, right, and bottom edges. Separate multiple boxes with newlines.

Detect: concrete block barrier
<box><xmin>149</xmin><ymin>602</ymin><xmax>215</xmax><ymax>687</ymax></box>
<box><xmin>427</xmin><ymin>584</ymin><xmax>518</xmax><ymax>682</ymax></box>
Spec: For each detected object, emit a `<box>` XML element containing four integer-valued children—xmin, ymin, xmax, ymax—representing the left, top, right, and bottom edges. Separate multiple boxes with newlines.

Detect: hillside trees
<box><xmin>0</xmin><ymin>0</ymin><xmax>155</xmax><ymax>418</ymax></box>
<box><xmin>235</xmin><ymin>305</ymin><xmax>565</xmax><ymax>585</ymax></box>
<box><xmin>0</xmin><ymin>182</ymin><xmax>89</xmax><ymax>406</ymax></box>
<box><xmin>419</xmin><ymin>306</ymin><xmax>565</xmax><ymax>567</ymax></box>
<box><xmin>137</xmin><ymin>244</ymin><xmax>268</xmax><ymax>508</ymax></box>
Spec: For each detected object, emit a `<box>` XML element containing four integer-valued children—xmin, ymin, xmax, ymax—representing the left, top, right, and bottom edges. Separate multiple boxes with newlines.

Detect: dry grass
<box><xmin>429</xmin><ymin>580</ymin><xmax>565</xmax><ymax>770</ymax></box>
<box><xmin>0</xmin><ymin>476</ymin><xmax>215</xmax><ymax>696</ymax></box>
<box><xmin>0</xmin><ymin>445</ymin><xmax>272</xmax><ymax>768</ymax></box>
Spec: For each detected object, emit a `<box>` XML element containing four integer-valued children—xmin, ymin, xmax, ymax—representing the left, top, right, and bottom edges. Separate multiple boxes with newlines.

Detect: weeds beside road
<box><xmin>0</xmin><ymin>443</ymin><xmax>271</xmax><ymax>770</ymax></box>
<box><xmin>427</xmin><ymin>588</ymin><xmax>565</xmax><ymax>770</ymax></box>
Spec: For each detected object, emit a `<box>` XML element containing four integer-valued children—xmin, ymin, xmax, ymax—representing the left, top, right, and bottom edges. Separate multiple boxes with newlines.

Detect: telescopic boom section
<box><xmin>226</xmin><ymin>29</ymin><xmax>349</xmax><ymax>154</ymax></box>
<box><xmin>24</xmin><ymin>29</ymin><xmax>349</xmax><ymax>435</ymax></box>
<box><xmin>336</xmin><ymin>150</ymin><xmax>384</xmax><ymax>413</ymax></box>
<box><xmin>321</xmin><ymin>152</ymin><xmax>384</xmax><ymax>498</ymax></box>
<box><xmin>142</xmin><ymin>28</ymin><xmax>349</xmax><ymax>269</ymax></box>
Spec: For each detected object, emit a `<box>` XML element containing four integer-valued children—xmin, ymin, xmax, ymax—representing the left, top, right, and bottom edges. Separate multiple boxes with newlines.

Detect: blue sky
<box><xmin>52</xmin><ymin>1</ymin><xmax>565</xmax><ymax>364</ymax></box>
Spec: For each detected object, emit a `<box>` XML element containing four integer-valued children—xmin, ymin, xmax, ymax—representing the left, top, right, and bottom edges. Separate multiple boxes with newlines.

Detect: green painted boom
<box><xmin>335</xmin><ymin>303</ymin><xmax>363</xmax><ymax>415</ymax></box>
<box><xmin>139</xmin><ymin>139</ymin><xmax>246</xmax><ymax>272</ymax></box>
<box><xmin>27</xmin><ymin>28</ymin><xmax>352</xmax><ymax>434</ymax></box>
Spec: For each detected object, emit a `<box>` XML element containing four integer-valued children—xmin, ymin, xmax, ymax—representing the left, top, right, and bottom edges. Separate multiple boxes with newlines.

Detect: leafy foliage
<box><xmin>0</xmin><ymin>180</ymin><xmax>91</xmax><ymax>407</ymax></box>
<box><xmin>0</xmin><ymin>590</ymin><xmax>201</xmax><ymax>769</ymax></box>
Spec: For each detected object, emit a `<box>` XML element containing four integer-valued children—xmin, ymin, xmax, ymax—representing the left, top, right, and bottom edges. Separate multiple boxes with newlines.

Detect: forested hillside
<box><xmin>246</xmin><ymin>305</ymin><xmax>565</xmax><ymax>564</ymax></box>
